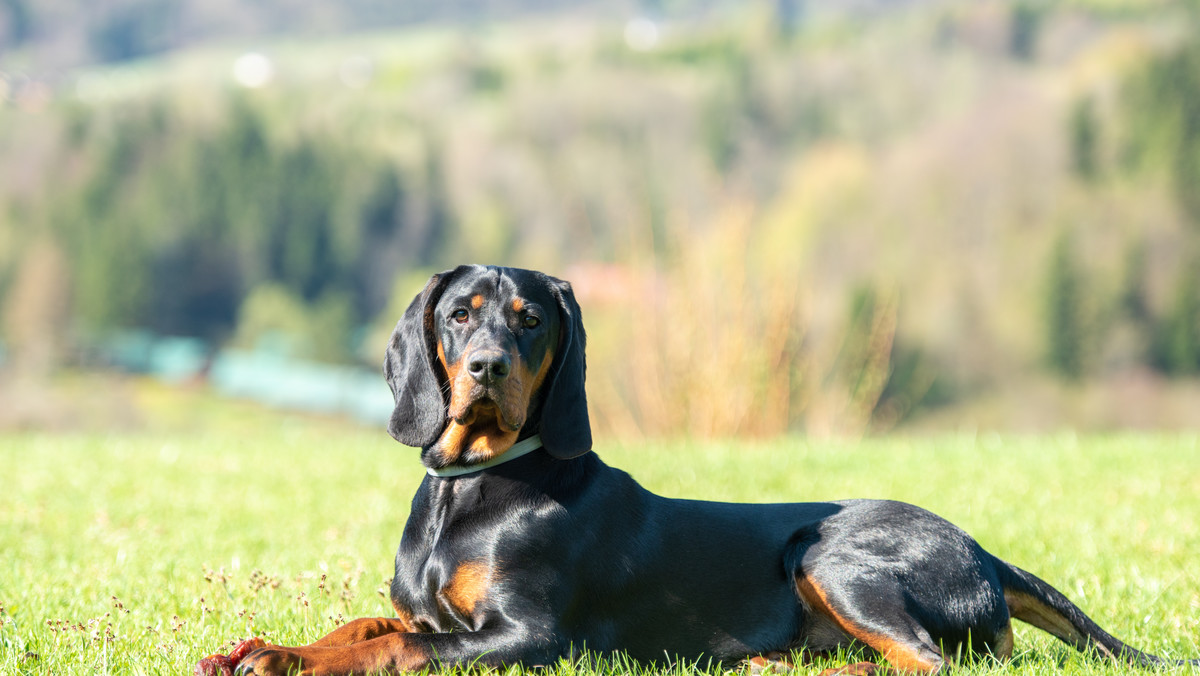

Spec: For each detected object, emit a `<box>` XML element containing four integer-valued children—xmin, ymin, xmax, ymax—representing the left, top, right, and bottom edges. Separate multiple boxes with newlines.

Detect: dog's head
<box><xmin>384</xmin><ymin>265</ymin><xmax>591</xmax><ymax>469</ymax></box>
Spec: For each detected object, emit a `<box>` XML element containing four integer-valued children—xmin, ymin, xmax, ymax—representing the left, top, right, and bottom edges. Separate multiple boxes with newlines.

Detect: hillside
<box><xmin>3</xmin><ymin>1</ymin><xmax>1200</xmax><ymax>435</ymax></box>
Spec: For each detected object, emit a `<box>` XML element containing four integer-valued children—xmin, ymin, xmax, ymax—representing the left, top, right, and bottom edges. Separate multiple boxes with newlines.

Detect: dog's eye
<box><xmin>451</xmin><ymin>309</ymin><xmax>469</xmax><ymax>324</ymax></box>
<box><xmin>523</xmin><ymin>315</ymin><xmax>540</xmax><ymax>329</ymax></box>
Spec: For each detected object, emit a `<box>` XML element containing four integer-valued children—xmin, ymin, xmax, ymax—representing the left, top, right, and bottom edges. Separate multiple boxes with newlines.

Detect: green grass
<box><xmin>2</xmin><ymin>418</ymin><xmax>1199</xmax><ymax>674</ymax></box>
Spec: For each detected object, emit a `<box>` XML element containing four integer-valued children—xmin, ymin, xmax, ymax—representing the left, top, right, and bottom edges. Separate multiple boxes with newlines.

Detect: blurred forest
<box><xmin>3</xmin><ymin>0</ymin><xmax>1200</xmax><ymax>437</ymax></box>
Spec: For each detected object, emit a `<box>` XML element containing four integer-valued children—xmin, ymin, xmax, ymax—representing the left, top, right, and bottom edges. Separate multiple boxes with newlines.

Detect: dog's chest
<box><xmin>390</xmin><ymin>480</ymin><xmax>506</xmax><ymax>632</ymax></box>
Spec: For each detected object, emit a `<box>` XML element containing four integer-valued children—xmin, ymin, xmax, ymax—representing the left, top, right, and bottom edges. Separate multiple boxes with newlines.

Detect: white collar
<box><xmin>425</xmin><ymin>435</ymin><xmax>544</xmax><ymax>478</ymax></box>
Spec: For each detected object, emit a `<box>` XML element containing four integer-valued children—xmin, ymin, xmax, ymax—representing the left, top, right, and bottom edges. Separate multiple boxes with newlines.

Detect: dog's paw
<box><xmin>819</xmin><ymin>662</ymin><xmax>883</xmax><ymax>676</ymax></box>
<box><xmin>227</xmin><ymin>638</ymin><xmax>267</xmax><ymax>665</ymax></box>
<box><xmin>195</xmin><ymin>654</ymin><xmax>234</xmax><ymax>676</ymax></box>
<box><xmin>744</xmin><ymin>652</ymin><xmax>795</xmax><ymax>675</ymax></box>
<box><xmin>236</xmin><ymin>646</ymin><xmax>304</xmax><ymax>675</ymax></box>
<box><xmin>195</xmin><ymin>637</ymin><xmax>268</xmax><ymax>676</ymax></box>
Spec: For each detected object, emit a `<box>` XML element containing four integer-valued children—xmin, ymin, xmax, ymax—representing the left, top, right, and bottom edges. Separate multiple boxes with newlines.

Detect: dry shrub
<box><xmin>800</xmin><ymin>286</ymin><xmax>899</xmax><ymax>438</ymax></box>
<box><xmin>577</xmin><ymin>203</ymin><xmax>897</xmax><ymax>440</ymax></box>
<box><xmin>3</xmin><ymin>236</ymin><xmax>72</xmax><ymax>377</ymax></box>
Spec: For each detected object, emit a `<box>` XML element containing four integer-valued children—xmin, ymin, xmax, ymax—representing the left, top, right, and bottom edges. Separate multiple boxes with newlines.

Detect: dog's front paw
<box><xmin>227</xmin><ymin>637</ymin><xmax>267</xmax><ymax>665</ymax></box>
<box><xmin>744</xmin><ymin>651</ymin><xmax>795</xmax><ymax>675</ymax></box>
<box><xmin>195</xmin><ymin>637</ymin><xmax>270</xmax><ymax>676</ymax></box>
<box><xmin>236</xmin><ymin>646</ymin><xmax>305</xmax><ymax>675</ymax></box>
<box><xmin>195</xmin><ymin>637</ymin><xmax>269</xmax><ymax>676</ymax></box>
<box><xmin>819</xmin><ymin>662</ymin><xmax>884</xmax><ymax>676</ymax></box>
<box><xmin>195</xmin><ymin>654</ymin><xmax>234</xmax><ymax>676</ymax></box>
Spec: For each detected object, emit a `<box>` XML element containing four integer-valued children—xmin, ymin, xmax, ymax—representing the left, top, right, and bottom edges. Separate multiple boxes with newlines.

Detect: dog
<box><xmin>202</xmin><ymin>264</ymin><xmax>1196</xmax><ymax>675</ymax></box>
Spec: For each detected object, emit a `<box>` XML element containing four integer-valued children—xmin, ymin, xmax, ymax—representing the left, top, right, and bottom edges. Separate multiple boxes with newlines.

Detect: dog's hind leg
<box><xmin>794</xmin><ymin>573</ymin><xmax>946</xmax><ymax>674</ymax></box>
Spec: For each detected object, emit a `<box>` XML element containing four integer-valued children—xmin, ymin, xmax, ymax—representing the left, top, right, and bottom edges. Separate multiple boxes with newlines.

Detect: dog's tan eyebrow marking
<box><xmin>511</xmin><ymin>298</ymin><xmax>524</xmax><ymax>313</ymax></box>
<box><xmin>471</xmin><ymin>294</ymin><xmax>485</xmax><ymax>309</ymax></box>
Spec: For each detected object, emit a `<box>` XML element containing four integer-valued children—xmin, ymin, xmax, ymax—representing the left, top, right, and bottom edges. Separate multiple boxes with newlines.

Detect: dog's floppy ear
<box><xmin>384</xmin><ymin>270</ymin><xmax>457</xmax><ymax>448</ymax></box>
<box><xmin>539</xmin><ymin>276</ymin><xmax>592</xmax><ymax>459</ymax></box>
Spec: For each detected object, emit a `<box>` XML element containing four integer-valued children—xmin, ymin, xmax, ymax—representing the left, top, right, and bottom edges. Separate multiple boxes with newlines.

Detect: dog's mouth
<box><xmin>429</xmin><ymin>395</ymin><xmax>525</xmax><ymax>468</ymax></box>
<box><xmin>453</xmin><ymin>397</ymin><xmax>523</xmax><ymax>432</ymax></box>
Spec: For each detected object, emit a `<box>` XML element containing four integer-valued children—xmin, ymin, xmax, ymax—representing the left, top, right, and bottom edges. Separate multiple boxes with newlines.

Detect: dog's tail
<box><xmin>992</xmin><ymin>555</ymin><xmax>1197</xmax><ymax>668</ymax></box>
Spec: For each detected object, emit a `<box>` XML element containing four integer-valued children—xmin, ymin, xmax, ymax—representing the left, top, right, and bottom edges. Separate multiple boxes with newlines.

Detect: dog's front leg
<box><xmin>238</xmin><ymin>626</ymin><xmax>558</xmax><ymax>675</ymax></box>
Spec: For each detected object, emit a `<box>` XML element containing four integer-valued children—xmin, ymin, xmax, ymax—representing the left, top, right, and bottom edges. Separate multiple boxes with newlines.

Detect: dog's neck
<box><xmin>424</xmin><ymin>435</ymin><xmax>544</xmax><ymax>478</ymax></box>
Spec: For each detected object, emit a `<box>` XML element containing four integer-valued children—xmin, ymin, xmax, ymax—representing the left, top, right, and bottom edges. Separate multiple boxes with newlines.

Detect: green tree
<box><xmin>1069</xmin><ymin>96</ymin><xmax>1101</xmax><ymax>183</ymax></box>
<box><xmin>35</xmin><ymin>96</ymin><xmax>439</xmax><ymax>352</ymax></box>
<box><xmin>355</xmin><ymin>165</ymin><xmax>409</xmax><ymax>316</ymax></box>
<box><xmin>1009</xmin><ymin>3</ymin><xmax>1042</xmax><ymax>62</ymax></box>
<box><xmin>1123</xmin><ymin>27</ymin><xmax>1200</xmax><ymax>227</ymax></box>
<box><xmin>1118</xmin><ymin>238</ymin><xmax>1150</xmax><ymax>323</ymax></box>
<box><xmin>1044</xmin><ymin>232</ymin><xmax>1088</xmax><ymax>380</ymax></box>
<box><xmin>1155</xmin><ymin>259</ymin><xmax>1200</xmax><ymax>375</ymax></box>
<box><xmin>232</xmin><ymin>284</ymin><xmax>356</xmax><ymax>363</ymax></box>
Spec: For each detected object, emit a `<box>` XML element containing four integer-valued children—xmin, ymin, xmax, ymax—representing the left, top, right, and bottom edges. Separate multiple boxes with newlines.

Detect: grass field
<box><xmin>2</xmin><ymin>402</ymin><xmax>1199</xmax><ymax>675</ymax></box>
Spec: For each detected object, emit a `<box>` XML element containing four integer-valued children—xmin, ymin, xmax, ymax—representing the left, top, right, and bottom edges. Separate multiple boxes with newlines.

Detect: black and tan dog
<box><xmin>204</xmin><ymin>265</ymin><xmax>1196</xmax><ymax>675</ymax></box>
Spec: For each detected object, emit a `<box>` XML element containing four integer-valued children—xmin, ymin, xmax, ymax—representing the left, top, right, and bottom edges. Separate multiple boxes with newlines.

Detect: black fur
<box><xmin>384</xmin><ymin>269</ymin><xmax>459</xmax><ymax>448</ymax></box>
<box><xmin>237</xmin><ymin>266</ymin><xmax>1197</xmax><ymax>676</ymax></box>
<box><xmin>535</xmin><ymin>273</ymin><xmax>591</xmax><ymax>459</ymax></box>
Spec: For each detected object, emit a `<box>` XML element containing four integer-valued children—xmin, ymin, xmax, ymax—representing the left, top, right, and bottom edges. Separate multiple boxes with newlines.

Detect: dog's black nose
<box><xmin>467</xmin><ymin>350</ymin><xmax>511</xmax><ymax>382</ymax></box>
